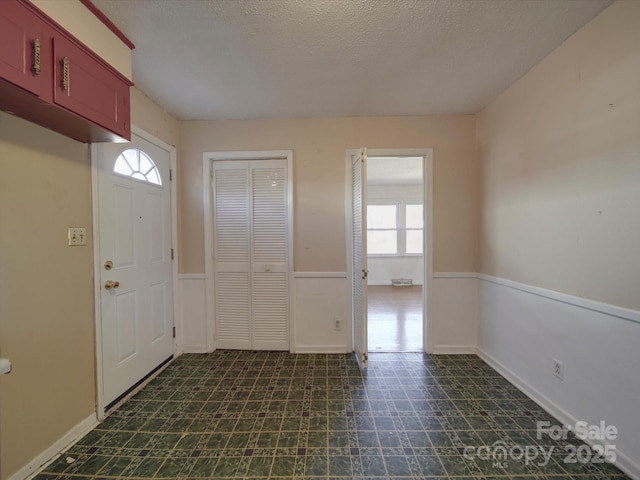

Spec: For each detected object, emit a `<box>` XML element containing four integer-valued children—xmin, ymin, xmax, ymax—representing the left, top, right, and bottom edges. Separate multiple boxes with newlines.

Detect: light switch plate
<box><xmin>68</xmin><ymin>227</ymin><xmax>87</xmax><ymax>246</ymax></box>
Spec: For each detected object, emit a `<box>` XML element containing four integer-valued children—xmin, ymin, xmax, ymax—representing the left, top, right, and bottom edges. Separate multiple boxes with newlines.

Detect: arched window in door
<box><xmin>113</xmin><ymin>148</ymin><xmax>162</xmax><ymax>185</ymax></box>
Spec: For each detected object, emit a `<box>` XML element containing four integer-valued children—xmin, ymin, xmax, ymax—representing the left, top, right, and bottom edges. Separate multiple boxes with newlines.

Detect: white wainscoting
<box><xmin>178</xmin><ymin>274</ymin><xmax>208</xmax><ymax>353</ymax></box>
<box><xmin>477</xmin><ymin>274</ymin><xmax>640</xmax><ymax>480</ymax></box>
<box><xmin>179</xmin><ymin>271</ymin><xmax>480</xmax><ymax>355</ymax></box>
<box><xmin>430</xmin><ymin>273</ymin><xmax>478</xmax><ymax>354</ymax></box>
<box><xmin>293</xmin><ymin>273</ymin><xmax>350</xmax><ymax>353</ymax></box>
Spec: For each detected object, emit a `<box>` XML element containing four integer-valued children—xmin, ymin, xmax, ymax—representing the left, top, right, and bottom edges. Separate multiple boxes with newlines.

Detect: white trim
<box><xmin>178</xmin><ymin>273</ymin><xmax>206</xmax><ymax>280</ymax></box>
<box><xmin>182</xmin><ymin>345</ymin><xmax>209</xmax><ymax>354</ymax></box>
<box><xmin>295</xmin><ymin>345</ymin><xmax>351</xmax><ymax>354</ymax></box>
<box><xmin>345</xmin><ymin>148</ymin><xmax>434</xmax><ymax>354</ymax></box>
<box><xmin>478</xmin><ymin>273</ymin><xmax>640</xmax><ymax>325</ymax></box>
<box><xmin>203</xmin><ymin>150</ymin><xmax>295</xmax><ymax>353</ymax></box>
<box><xmin>433</xmin><ymin>272</ymin><xmax>477</xmax><ymax>279</ymax></box>
<box><xmin>91</xmin><ymin>126</ymin><xmax>179</xmax><ymax>418</ymax></box>
<box><xmin>90</xmin><ymin>143</ymin><xmax>104</xmax><ymax>417</ymax></box>
<box><xmin>293</xmin><ymin>272</ymin><xmax>347</xmax><ymax>278</ymax></box>
<box><xmin>478</xmin><ymin>347</ymin><xmax>640</xmax><ymax>480</ymax></box>
<box><xmin>431</xmin><ymin>345</ymin><xmax>477</xmax><ymax>354</ymax></box>
<box><xmin>9</xmin><ymin>414</ymin><xmax>97</xmax><ymax>480</ymax></box>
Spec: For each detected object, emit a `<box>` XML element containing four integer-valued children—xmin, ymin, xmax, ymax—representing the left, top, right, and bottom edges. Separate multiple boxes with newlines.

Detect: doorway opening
<box><xmin>366</xmin><ymin>156</ymin><xmax>424</xmax><ymax>352</ymax></box>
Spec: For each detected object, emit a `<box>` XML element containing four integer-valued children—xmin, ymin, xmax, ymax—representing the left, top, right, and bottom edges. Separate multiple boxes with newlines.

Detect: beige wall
<box><xmin>477</xmin><ymin>0</ymin><xmax>640</xmax><ymax>310</ymax></box>
<box><xmin>178</xmin><ymin>115</ymin><xmax>478</xmax><ymax>274</ymax></box>
<box><xmin>0</xmin><ymin>113</ymin><xmax>95</xmax><ymax>478</ymax></box>
<box><xmin>0</xmin><ymin>86</ymin><xmax>178</xmax><ymax>480</ymax></box>
<box><xmin>131</xmin><ymin>87</ymin><xmax>180</xmax><ymax>148</ymax></box>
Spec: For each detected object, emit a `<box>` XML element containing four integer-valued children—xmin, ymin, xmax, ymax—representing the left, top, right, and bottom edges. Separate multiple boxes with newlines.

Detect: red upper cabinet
<box><xmin>0</xmin><ymin>0</ymin><xmax>133</xmax><ymax>142</ymax></box>
<box><xmin>53</xmin><ymin>35</ymin><xmax>130</xmax><ymax>140</ymax></box>
<box><xmin>0</xmin><ymin>0</ymin><xmax>49</xmax><ymax>96</ymax></box>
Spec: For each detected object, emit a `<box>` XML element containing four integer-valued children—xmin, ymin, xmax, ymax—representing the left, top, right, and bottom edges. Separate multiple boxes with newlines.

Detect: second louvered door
<box><xmin>213</xmin><ymin>159</ymin><xmax>289</xmax><ymax>350</ymax></box>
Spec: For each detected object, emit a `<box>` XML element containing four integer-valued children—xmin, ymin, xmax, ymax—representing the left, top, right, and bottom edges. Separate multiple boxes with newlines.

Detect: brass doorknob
<box><xmin>104</xmin><ymin>280</ymin><xmax>120</xmax><ymax>290</ymax></box>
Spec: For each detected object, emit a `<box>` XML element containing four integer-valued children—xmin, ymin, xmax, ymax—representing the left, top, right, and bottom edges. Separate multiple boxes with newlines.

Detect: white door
<box><xmin>352</xmin><ymin>148</ymin><xmax>368</xmax><ymax>368</ymax></box>
<box><xmin>213</xmin><ymin>159</ymin><xmax>289</xmax><ymax>350</ymax></box>
<box><xmin>97</xmin><ymin>134</ymin><xmax>174</xmax><ymax>407</ymax></box>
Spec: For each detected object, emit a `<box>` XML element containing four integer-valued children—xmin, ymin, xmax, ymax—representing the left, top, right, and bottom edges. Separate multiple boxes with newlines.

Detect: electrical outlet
<box><xmin>553</xmin><ymin>359</ymin><xmax>564</xmax><ymax>381</ymax></box>
<box><xmin>333</xmin><ymin>319</ymin><xmax>341</xmax><ymax>331</ymax></box>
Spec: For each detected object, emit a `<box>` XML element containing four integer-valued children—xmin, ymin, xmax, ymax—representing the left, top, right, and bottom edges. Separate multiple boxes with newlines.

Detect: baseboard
<box><xmin>431</xmin><ymin>345</ymin><xmax>477</xmax><ymax>354</ymax></box>
<box><xmin>477</xmin><ymin>348</ymin><xmax>640</xmax><ymax>480</ymax></box>
<box><xmin>8</xmin><ymin>413</ymin><xmax>97</xmax><ymax>480</ymax></box>
<box><xmin>294</xmin><ymin>345</ymin><xmax>350</xmax><ymax>354</ymax></box>
<box><xmin>182</xmin><ymin>345</ymin><xmax>208</xmax><ymax>353</ymax></box>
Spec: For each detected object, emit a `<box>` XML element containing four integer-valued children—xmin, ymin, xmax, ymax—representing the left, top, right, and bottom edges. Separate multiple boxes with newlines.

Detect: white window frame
<box><xmin>367</xmin><ymin>200</ymin><xmax>423</xmax><ymax>257</ymax></box>
<box><xmin>367</xmin><ymin>202</ymin><xmax>400</xmax><ymax>256</ymax></box>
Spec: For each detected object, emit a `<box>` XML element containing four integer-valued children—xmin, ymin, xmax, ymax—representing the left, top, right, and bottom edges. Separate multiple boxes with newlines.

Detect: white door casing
<box><xmin>351</xmin><ymin>148</ymin><xmax>369</xmax><ymax>368</ymax></box>
<box><xmin>346</xmin><ymin>148</ymin><xmax>434</xmax><ymax>355</ymax></box>
<box><xmin>204</xmin><ymin>152</ymin><xmax>293</xmax><ymax>352</ymax></box>
<box><xmin>95</xmin><ymin>133</ymin><xmax>175</xmax><ymax>408</ymax></box>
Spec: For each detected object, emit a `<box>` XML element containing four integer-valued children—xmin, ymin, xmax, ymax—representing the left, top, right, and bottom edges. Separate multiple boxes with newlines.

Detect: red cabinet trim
<box><xmin>78</xmin><ymin>0</ymin><xmax>135</xmax><ymax>50</ymax></box>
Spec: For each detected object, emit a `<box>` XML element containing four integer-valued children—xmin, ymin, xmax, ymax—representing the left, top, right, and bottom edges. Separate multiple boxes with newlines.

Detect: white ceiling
<box><xmin>92</xmin><ymin>0</ymin><xmax>612</xmax><ymax>121</ymax></box>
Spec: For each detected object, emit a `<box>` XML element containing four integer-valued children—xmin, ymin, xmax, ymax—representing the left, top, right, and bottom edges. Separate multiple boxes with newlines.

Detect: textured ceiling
<box><xmin>92</xmin><ymin>0</ymin><xmax>612</xmax><ymax>121</ymax></box>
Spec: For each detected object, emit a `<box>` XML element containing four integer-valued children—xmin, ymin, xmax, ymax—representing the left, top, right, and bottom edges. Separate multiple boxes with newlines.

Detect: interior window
<box><xmin>114</xmin><ymin>148</ymin><xmax>162</xmax><ymax>185</ymax></box>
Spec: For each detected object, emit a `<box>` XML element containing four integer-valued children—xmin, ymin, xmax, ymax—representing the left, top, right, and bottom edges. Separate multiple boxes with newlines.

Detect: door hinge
<box><xmin>362</xmin><ymin>269</ymin><xmax>368</xmax><ymax>279</ymax></box>
<box><xmin>172</xmin><ymin>326</ymin><xmax>176</xmax><ymax>338</ymax></box>
<box><xmin>169</xmin><ymin>169</ymin><xmax>173</xmax><ymax>181</ymax></box>
<box><xmin>171</xmin><ymin>248</ymin><xmax>174</xmax><ymax>260</ymax></box>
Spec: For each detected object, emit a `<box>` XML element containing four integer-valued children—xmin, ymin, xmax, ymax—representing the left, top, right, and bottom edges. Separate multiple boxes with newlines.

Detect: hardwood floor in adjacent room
<box><xmin>368</xmin><ymin>285</ymin><xmax>423</xmax><ymax>352</ymax></box>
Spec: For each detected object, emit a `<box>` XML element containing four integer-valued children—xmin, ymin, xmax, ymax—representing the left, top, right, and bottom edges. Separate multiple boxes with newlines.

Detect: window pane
<box><xmin>113</xmin><ymin>148</ymin><xmax>163</xmax><ymax>186</ymax></box>
<box><xmin>367</xmin><ymin>205</ymin><xmax>397</xmax><ymax>229</ymax></box>
<box><xmin>368</xmin><ymin>230</ymin><xmax>398</xmax><ymax>254</ymax></box>
<box><xmin>406</xmin><ymin>229</ymin><xmax>423</xmax><ymax>254</ymax></box>
<box><xmin>406</xmin><ymin>204</ymin><xmax>423</xmax><ymax>228</ymax></box>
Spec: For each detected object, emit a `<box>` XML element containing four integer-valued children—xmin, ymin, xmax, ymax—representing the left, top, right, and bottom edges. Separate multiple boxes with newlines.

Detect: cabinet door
<box><xmin>53</xmin><ymin>34</ymin><xmax>130</xmax><ymax>139</ymax></box>
<box><xmin>0</xmin><ymin>0</ymin><xmax>47</xmax><ymax>96</ymax></box>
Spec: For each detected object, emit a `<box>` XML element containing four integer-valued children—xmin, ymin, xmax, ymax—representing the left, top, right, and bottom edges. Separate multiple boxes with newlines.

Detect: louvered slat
<box><xmin>252</xmin><ymin>167</ymin><xmax>287</xmax><ymax>263</ymax></box>
<box><xmin>214</xmin><ymin>168</ymin><xmax>249</xmax><ymax>263</ymax></box>
<box><xmin>252</xmin><ymin>272</ymin><xmax>288</xmax><ymax>349</ymax></box>
<box><xmin>213</xmin><ymin>165</ymin><xmax>251</xmax><ymax>349</ymax></box>
<box><xmin>215</xmin><ymin>272</ymin><xmax>251</xmax><ymax>348</ymax></box>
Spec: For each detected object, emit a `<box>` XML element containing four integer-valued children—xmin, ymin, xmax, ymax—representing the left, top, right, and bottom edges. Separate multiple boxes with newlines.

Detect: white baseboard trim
<box><xmin>477</xmin><ymin>348</ymin><xmax>640</xmax><ymax>480</ymax></box>
<box><xmin>294</xmin><ymin>345</ymin><xmax>350</xmax><ymax>354</ymax></box>
<box><xmin>10</xmin><ymin>413</ymin><xmax>97</xmax><ymax>480</ymax></box>
<box><xmin>431</xmin><ymin>345</ymin><xmax>477</xmax><ymax>354</ymax></box>
<box><xmin>182</xmin><ymin>345</ymin><xmax>208</xmax><ymax>353</ymax></box>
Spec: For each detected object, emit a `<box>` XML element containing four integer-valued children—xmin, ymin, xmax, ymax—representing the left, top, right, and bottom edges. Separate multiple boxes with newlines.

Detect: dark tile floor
<box><xmin>368</xmin><ymin>286</ymin><xmax>422</xmax><ymax>352</ymax></box>
<box><xmin>36</xmin><ymin>351</ymin><xmax>629</xmax><ymax>479</ymax></box>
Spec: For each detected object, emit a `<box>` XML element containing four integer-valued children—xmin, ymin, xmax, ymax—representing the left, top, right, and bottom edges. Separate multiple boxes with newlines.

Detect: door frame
<box><xmin>345</xmin><ymin>148</ymin><xmax>434</xmax><ymax>354</ymax></box>
<box><xmin>202</xmin><ymin>151</ymin><xmax>294</xmax><ymax>353</ymax></box>
<box><xmin>91</xmin><ymin>126</ymin><xmax>179</xmax><ymax>419</ymax></box>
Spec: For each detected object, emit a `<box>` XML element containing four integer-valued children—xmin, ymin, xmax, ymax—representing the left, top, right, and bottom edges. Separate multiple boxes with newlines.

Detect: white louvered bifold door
<box><xmin>251</xmin><ymin>160</ymin><xmax>289</xmax><ymax>350</ymax></box>
<box><xmin>213</xmin><ymin>161</ymin><xmax>252</xmax><ymax>349</ymax></box>
<box><xmin>352</xmin><ymin>149</ymin><xmax>368</xmax><ymax>368</ymax></box>
<box><xmin>212</xmin><ymin>159</ymin><xmax>289</xmax><ymax>351</ymax></box>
